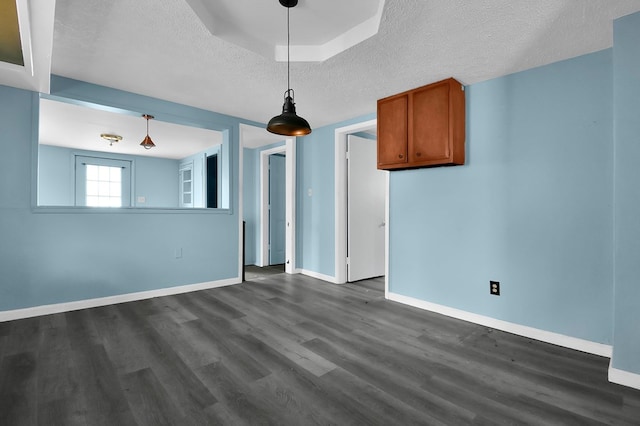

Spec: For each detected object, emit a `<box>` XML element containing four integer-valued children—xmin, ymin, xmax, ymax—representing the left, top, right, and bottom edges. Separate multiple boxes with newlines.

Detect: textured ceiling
<box><xmin>51</xmin><ymin>0</ymin><xmax>640</xmax><ymax>134</ymax></box>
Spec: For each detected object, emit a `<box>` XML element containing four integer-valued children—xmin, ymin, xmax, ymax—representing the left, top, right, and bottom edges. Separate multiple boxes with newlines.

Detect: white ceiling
<box><xmin>22</xmin><ymin>0</ymin><xmax>640</xmax><ymax>152</ymax></box>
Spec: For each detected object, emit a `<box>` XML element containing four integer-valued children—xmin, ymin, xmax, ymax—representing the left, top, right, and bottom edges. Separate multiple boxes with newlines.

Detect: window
<box><xmin>85</xmin><ymin>164</ymin><xmax>122</xmax><ymax>207</ymax></box>
<box><xmin>75</xmin><ymin>156</ymin><xmax>132</xmax><ymax>207</ymax></box>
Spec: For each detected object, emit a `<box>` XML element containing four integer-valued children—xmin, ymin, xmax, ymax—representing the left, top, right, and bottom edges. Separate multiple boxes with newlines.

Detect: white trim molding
<box><xmin>334</xmin><ymin>119</ymin><xmax>378</xmax><ymax>284</ymax></box>
<box><xmin>300</xmin><ymin>269</ymin><xmax>340</xmax><ymax>284</ymax></box>
<box><xmin>386</xmin><ymin>292</ymin><xmax>613</xmax><ymax>358</ymax></box>
<box><xmin>609</xmin><ymin>366</ymin><xmax>640</xmax><ymax>391</ymax></box>
<box><xmin>259</xmin><ymin>145</ymin><xmax>286</xmax><ymax>266</ymax></box>
<box><xmin>238</xmin><ymin>125</ymin><xmax>245</xmax><ymax>279</ymax></box>
<box><xmin>259</xmin><ymin>142</ymin><xmax>295</xmax><ymax>271</ymax></box>
<box><xmin>238</xmin><ymin>124</ymin><xmax>296</xmax><ymax>274</ymax></box>
<box><xmin>0</xmin><ymin>278</ymin><xmax>241</xmax><ymax>322</ymax></box>
<box><xmin>384</xmin><ymin>171</ymin><xmax>390</xmax><ymax>296</ymax></box>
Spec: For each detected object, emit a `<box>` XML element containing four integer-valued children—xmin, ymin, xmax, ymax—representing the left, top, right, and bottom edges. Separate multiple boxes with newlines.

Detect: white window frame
<box><xmin>75</xmin><ymin>155</ymin><xmax>132</xmax><ymax>207</ymax></box>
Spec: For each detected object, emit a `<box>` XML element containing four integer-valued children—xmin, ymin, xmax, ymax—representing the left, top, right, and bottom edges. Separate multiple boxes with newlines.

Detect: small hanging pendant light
<box><xmin>267</xmin><ymin>0</ymin><xmax>312</xmax><ymax>136</ymax></box>
<box><xmin>140</xmin><ymin>114</ymin><xmax>156</xmax><ymax>150</ymax></box>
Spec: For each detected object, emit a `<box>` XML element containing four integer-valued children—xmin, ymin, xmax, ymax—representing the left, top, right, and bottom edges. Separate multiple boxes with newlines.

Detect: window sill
<box><xmin>32</xmin><ymin>206</ymin><xmax>233</xmax><ymax>215</ymax></box>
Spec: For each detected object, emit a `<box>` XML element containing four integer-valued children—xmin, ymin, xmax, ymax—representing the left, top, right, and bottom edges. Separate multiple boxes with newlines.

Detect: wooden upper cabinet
<box><xmin>377</xmin><ymin>78</ymin><xmax>465</xmax><ymax>170</ymax></box>
<box><xmin>377</xmin><ymin>94</ymin><xmax>408</xmax><ymax>167</ymax></box>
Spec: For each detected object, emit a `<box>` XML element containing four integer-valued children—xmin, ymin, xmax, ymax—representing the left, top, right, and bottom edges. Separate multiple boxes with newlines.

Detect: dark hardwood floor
<box><xmin>244</xmin><ymin>264</ymin><xmax>286</xmax><ymax>281</ymax></box>
<box><xmin>1</xmin><ymin>273</ymin><xmax>639</xmax><ymax>425</ymax></box>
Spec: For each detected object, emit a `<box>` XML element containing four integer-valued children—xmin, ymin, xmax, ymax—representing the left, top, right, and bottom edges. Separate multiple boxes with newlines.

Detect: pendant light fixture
<box><xmin>140</xmin><ymin>114</ymin><xmax>156</xmax><ymax>150</ymax></box>
<box><xmin>267</xmin><ymin>0</ymin><xmax>312</xmax><ymax>136</ymax></box>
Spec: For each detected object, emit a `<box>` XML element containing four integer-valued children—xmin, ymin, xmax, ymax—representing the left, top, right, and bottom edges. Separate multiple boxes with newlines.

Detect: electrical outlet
<box><xmin>490</xmin><ymin>281</ymin><xmax>500</xmax><ymax>296</ymax></box>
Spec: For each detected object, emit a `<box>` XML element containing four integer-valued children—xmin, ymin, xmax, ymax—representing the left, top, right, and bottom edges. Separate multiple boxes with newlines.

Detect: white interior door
<box><xmin>347</xmin><ymin>134</ymin><xmax>386</xmax><ymax>281</ymax></box>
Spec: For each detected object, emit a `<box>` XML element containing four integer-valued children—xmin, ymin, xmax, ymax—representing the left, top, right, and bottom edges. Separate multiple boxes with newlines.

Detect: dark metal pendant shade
<box><xmin>267</xmin><ymin>0</ymin><xmax>312</xmax><ymax>136</ymax></box>
<box><xmin>267</xmin><ymin>91</ymin><xmax>311</xmax><ymax>136</ymax></box>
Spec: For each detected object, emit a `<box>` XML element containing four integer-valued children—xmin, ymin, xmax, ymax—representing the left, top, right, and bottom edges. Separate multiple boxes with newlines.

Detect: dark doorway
<box><xmin>207</xmin><ymin>154</ymin><xmax>218</xmax><ymax>208</ymax></box>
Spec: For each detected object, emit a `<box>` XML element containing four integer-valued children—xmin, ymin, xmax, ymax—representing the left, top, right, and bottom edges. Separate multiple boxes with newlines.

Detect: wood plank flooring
<box><xmin>1</xmin><ymin>273</ymin><xmax>639</xmax><ymax>425</ymax></box>
<box><xmin>244</xmin><ymin>264</ymin><xmax>286</xmax><ymax>281</ymax></box>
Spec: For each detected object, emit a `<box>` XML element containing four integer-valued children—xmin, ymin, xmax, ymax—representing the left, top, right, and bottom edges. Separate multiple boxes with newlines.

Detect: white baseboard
<box><xmin>0</xmin><ymin>277</ymin><xmax>241</xmax><ymax>322</ymax></box>
<box><xmin>609</xmin><ymin>366</ymin><xmax>640</xmax><ymax>390</ymax></box>
<box><xmin>386</xmin><ymin>292</ymin><xmax>613</xmax><ymax>358</ymax></box>
<box><xmin>299</xmin><ymin>269</ymin><xmax>339</xmax><ymax>284</ymax></box>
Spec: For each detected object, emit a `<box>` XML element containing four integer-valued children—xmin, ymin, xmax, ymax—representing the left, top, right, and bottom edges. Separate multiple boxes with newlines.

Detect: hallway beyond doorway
<box><xmin>244</xmin><ymin>264</ymin><xmax>285</xmax><ymax>281</ymax></box>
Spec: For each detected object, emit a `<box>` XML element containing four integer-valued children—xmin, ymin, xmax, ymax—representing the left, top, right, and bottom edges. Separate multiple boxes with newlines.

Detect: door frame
<box><xmin>334</xmin><ymin>119</ymin><xmax>389</xmax><ymax>294</ymax></box>
<box><xmin>239</xmin><ymin>124</ymin><xmax>297</xmax><ymax>277</ymax></box>
<box><xmin>346</xmin><ymin>134</ymin><xmax>386</xmax><ymax>282</ymax></box>
<box><xmin>259</xmin><ymin>145</ymin><xmax>294</xmax><ymax>270</ymax></box>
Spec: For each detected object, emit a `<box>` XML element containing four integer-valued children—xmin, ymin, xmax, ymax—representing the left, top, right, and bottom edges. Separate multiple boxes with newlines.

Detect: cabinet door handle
<box><xmin>416</xmin><ymin>152</ymin><xmax>422</xmax><ymax>157</ymax></box>
<box><xmin>398</xmin><ymin>154</ymin><xmax>404</xmax><ymax>159</ymax></box>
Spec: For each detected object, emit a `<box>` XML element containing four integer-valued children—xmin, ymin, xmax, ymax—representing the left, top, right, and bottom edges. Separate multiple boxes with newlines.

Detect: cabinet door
<box><xmin>410</xmin><ymin>82</ymin><xmax>450</xmax><ymax>164</ymax></box>
<box><xmin>377</xmin><ymin>94</ymin><xmax>408</xmax><ymax>168</ymax></box>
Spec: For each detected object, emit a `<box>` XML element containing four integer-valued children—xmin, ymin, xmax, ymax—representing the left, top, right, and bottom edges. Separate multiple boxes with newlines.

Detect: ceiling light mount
<box><xmin>140</xmin><ymin>114</ymin><xmax>156</xmax><ymax>150</ymax></box>
<box><xmin>267</xmin><ymin>0</ymin><xmax>312</xmax><ymax>136</ymax></box>
<box><xmin>100</xmin><ymin>133</ymin><xmax>123</xmax><ymax>146</ymax></box>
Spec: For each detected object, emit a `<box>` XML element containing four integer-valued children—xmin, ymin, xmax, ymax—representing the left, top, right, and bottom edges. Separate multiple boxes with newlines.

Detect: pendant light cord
<box><xmin>287</xmin><ymin>6</ymin><xmax>291</xmax><ymax>94</ymax></box>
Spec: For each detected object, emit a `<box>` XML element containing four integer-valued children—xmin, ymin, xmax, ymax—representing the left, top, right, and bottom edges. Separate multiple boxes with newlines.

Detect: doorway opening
<box><xmin>347</xmin><ymin>134</ymin><xmax>386</xmax><ymax>282</ymax></box>
<box><xmin>206</xmin><ymin>154</ymin><xmax>218</xmax><ymax>208</ymax></box>
<box><xmin>259</xmin><ymin>144</ymin><xmax>295</xmax><ymax>272</ymax></box>
<box><xmin>239</xmin><ymin>124</ymin><xmax>297</xmax><ymax>281</ymax></box>
<box><xmin>334</xmin><ymin>119</ymin><xmax>389</xmax><ymax>293</ymax></box>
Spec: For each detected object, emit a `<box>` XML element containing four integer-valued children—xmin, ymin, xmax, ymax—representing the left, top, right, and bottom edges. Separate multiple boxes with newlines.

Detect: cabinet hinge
<box><xmin>346</xmin><ymin>151</ymin><xmax>350</xmax><ymax>160</ymax></box>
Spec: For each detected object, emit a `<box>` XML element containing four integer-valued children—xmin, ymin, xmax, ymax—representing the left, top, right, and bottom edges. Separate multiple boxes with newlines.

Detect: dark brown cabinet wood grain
<box><xmin>377</xmin><ymin>77</ymin><xmax>465</xmax><ymax>170</ymax></box>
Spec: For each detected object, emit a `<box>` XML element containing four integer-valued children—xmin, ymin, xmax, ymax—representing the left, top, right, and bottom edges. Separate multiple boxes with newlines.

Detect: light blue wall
<box><xmin>0</xmin><ymin>76</ymin><xmax>263</xmax><ymax>311</ymax></box>
<box><xmin>38</xmin><ymin>144</ymin><xmax>74</xmax><ymax>205</ymax></box>
<box><xmin>388</xmin><ymin>49</ymin><xmax>614</xmax><ymax>344</ymax></box>
<box><xmin>38</xmin><ymin>145</ymin><xmax>180</xmax><ymax>208</ymax></box>
<box><xmin>296</xmin><ymin>113</ymin><xmax>375</xmax><ymax>275</ymax></box>
<box><xmin>134</xmin><ymin>154</ymin><xmax>180</xmax><ymax>208</ymax></box>
<box><xmin>612</xmin><ymin>11</ymin><xmax>640</xmax><ymax>375</ymax></box>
